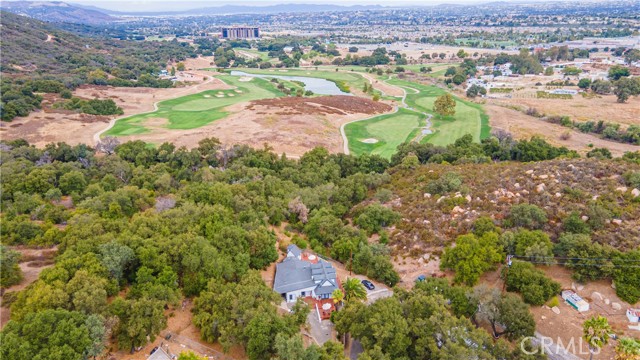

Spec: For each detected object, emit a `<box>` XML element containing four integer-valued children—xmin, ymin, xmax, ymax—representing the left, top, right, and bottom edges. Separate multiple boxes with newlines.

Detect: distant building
<box><xmin>221</xmin><ymin>27</ymin><xmax>260</xmax><ymax>39</ymax></box>
<box><xmin>549</xmin><ymin>89</ymin><xmax>578</xmax><ymax>95</ymax></box>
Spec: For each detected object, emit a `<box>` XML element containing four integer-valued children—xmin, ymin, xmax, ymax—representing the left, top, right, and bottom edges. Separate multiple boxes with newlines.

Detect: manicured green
<box><xmin>388</xmin><ymin>79</ymin><xmax>490</xmax><ymax>146</ymax></box>
<box><xmin>104</xmin><ymin>75</ymin><xmax>283</xmax><ymax>136</ymax></box>
<box><xmin>346</xmin><ymin>108</ymin><xmax>425</xmax><ymax>159</ymax></box>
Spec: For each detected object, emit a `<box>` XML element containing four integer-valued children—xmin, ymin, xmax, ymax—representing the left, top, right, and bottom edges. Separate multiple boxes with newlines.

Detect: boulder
<box><xmin>536</xmin><ymin>183</ymin><xmax>546</xmax><ymax>193</ymax></box>
<box><xmin>555</xmin><ymin>192</ymin><xmax>562</xmax><ymax>198</ymax></box>
<box><xmin>591</xmin><ymin>292</ymin><xmax>603</xmax><ymax>302</ymax></box>
<box><xmin>632</xmin><ymin>188</ymin><xmax>640</xmax><ymax>198</ymax></box>
<box><xmin>612</xmin><ymin>219</ymin><xmax>623</xmax><ymax>226</ymax></box>
<box><xmin>612</xmin><ymin>302</ymin><xmax>622</xmax><ymax>311</ymax></box>
<box><xmin>551</xmin><ymin>306</ymin><xmax>561</xmax><ymax>315</ymax></box>
<box><xmin>616</xmin><ymin>186</ymin><xmax>628</xmax><ymax>192</ymax></box>
<box><xmin>465</xmin><ymin>195</ymin><xmax>472</xmax><ymax>203</ymax></box>
<box><xmin>605</xmin><ymin>298</ymin><xmax>610</xmax><ymax>305</ymax></box>
<box><xmin>539</xmin><ymin>174</ymin><xmax>549</xmax><ymax>179</ymax></box>
<box><xmin>526</xmin><ymin>170</ymin><xmax>534</xmax><ymax>175</ymax></box>
<box><xmin>424</xmin><ymin>193</ymin><xmax>432</xmax><ymax>198</ymax></box>
<box><xmin>581</xmin><ymin>215</ymin><xmax>589</xmax><ymax>221</ymax></box>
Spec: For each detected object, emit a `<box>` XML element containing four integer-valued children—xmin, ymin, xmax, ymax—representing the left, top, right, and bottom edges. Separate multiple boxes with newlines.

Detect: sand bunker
<box><xmin>361</xmin><ymin>138</ymin><xmax>379</xmax><ymax>144</ymax></box>
<box><xmin>215</xmin><ymin>95</ymin><xmax>224</xmax><ymax>98</ymax></box>
<box><xmin>235</xmin><ymin>90</ymin><xmax>243</xmax><ymax>93</ymax></box>
<box><xmin>203</xmin><ymin>95</ymin><xmax>211</xmax><ymax>98</ymax></box>
<box><xmin>238</xmin><ymin>77</ymin><xmax>253</xmax><ymax>82</ymax></box>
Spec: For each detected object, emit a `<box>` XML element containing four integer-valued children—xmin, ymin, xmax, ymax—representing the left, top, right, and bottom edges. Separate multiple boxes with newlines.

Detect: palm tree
<box><xmin>615</xmin><ymin>337</ymin><xmax>640</xmax><ymax>360</ymax></box>
<box><xmin>332</xmin><ymin>289</ymin><xmax>345</xmax><ymax>306</ymax></box>
<box><xmin>342</xmin><ymin>278</ymin><xmax>367</xmax><ymax>303</ymax></box>
<box><xmin>583</xmin><ymin>315</ymin><xmax>613</xmax><ymax>360</ymax></box>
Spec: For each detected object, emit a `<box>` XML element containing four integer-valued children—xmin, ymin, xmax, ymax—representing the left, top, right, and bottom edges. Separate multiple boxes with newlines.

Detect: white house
<box><xmin>273</xmin><ymin>245</ymin><xmax>339</xmax><ymax>303</ymax></box>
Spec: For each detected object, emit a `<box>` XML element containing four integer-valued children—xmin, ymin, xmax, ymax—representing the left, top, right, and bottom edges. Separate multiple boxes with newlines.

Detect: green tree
<box><xmin>332</xmin><ymin>288</ymin><xmax>345</xmax><ymax>306</ymax></box>
<box><xmin>0</xmin><ymin>309</ymin><xmax>97</xmax><ymax>360</ymax></box>
<box><xmin>176</xmin><ymin>62</ymin><xmax>186</xmax><ymax>71</ymax></box>
<box><xmin>578</xmin><ymin>78</ymin><xmax>592</xmax><ymax>89</ymax></box>
<box><xmin>440</xmin><ymin>232</ymin><xmax>504</xmax><ymax>286</ymax></box>
<box><xmin>343</xmin><ymin>277</ymin><xmax>367</xmax><ymax>303</ymax></box>
<box><xmin>508</xmin><ymin>203</ymin><xmax>548</xmax><ymax>229</ymax></box>
<box><xmin>503</xmin><ymin>261</ymin><xmax>561</xmax><ymax>305</ymax></box>
<box><xmin>475</xmin><ymin>286</ymin><xmax>535</xmax><ymax>340</ymax></box>
<box><xmin>433</xmin><ymin>94</ymin><xmax>456</xmax><ymax>117</ymax></box>
<box><xmin>583</xmin><ymin>315</ymin><xmax>612</xmax><ymax>360</ymax></box>
<box><xmin>615</xmin><ymin>337</ymin><xmax>640</xmax><ymax>360</ymax></box>
<box><xmin>614</xmin><ymin>77</ymin><xmax>640</xmax><ymax>103</ymax></box>
<box><xmin>110</xmin><ymin>297</ymin><xmax>166</xmax><ymax>351</ymax></box>
<box><xmin>608</xmin><ymin>65</ymin><xmax>630</xmax><ymax>81</ymax></box>
<box><xmin>0</xmin><ymin>245</ymin><xmax>22</xmax><ymax>287</ymax></box>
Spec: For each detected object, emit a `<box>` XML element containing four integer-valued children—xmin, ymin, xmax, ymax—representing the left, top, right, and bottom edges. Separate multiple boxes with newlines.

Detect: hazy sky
<box><xmin>72</xmin><ymin>0</ymin><xmax>546</xmax><ymax>12</ymax></box>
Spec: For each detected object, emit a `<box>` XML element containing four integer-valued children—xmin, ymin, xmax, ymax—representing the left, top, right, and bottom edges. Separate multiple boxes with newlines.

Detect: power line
<box><xmin>510</xmin><ymin>255</ymin><xmax>640</xmax><ymax>262</ymax></box>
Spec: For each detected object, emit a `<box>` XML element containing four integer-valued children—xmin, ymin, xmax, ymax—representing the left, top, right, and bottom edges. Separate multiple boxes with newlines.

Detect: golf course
<box><xmin>344</xmin><ymin>78</ymin><xmax>490</xmax><ymax>158</ymax></box>
<box><xmin>104</xmin><ymin>75</ymin><xmax>284</xmax><ymax>136</ymax></box>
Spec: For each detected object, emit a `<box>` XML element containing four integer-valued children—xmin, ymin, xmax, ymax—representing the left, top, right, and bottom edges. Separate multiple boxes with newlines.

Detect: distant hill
<box><xmin>0</xmin><ymin>11</ymin><xmax>194</xmax><ymax>80</ymax></box>
<box><xmin>0</xmin><ymin>1</ymin><xmax>115</xmax><ymax>25</ymax></box>
<box><xmin>72</xmin><ymin>3</ymin><xmax>387</xmax><ymax>16</ymax></box>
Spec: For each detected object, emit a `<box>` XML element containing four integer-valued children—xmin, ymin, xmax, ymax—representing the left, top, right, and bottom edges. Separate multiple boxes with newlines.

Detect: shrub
<box><xmin>508</xmin><ymin>204</ymin><xmax>547</xmax><ymax>229</ymax></box>
<box><xmin>562</xmin><ymin>212</ymin><xmax>591</xmax><ymax>234</ymax></box>
<box><xmin>425</xmin><ymin>172</ymin><xmax>463</xmax><ymax>195</ymax></box>
<box><xmin>354</xmin><ymin>204</ymin><xmax>401</xmax><ymax>235</ymax></box>
<box><xmin>503</xmin><ymin>261</ymin><xmax>561</xmax><ymax>305</ymax></box>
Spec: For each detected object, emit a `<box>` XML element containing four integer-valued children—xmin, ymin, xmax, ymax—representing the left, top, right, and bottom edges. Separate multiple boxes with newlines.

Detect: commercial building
<box><xmin>221</xmin><ymin>27</ymin><xmax>260</xmax><ymax>39</ymax></box>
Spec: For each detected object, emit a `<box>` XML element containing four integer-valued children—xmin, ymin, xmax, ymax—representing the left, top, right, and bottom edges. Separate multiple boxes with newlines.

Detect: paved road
<box><xmin>531</xmin><ymin>332</ymin><xmax>584</xmax><ymax>360</ymax></box>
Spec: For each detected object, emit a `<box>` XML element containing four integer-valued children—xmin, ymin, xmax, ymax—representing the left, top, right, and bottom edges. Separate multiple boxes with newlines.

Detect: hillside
<box><xmin>0</xmin><ymin>1</ymin><xmax>115</xmax><ymax>25</ymax></box>
<box><xmin>382</xmin><ymin>158</ymin><xmax>640</xmax><ymax>252</ymax></box>
<box><xmin>0</xmin><ymin>11</ymin><xmax>194</xmax><ymax>79</ymax></box>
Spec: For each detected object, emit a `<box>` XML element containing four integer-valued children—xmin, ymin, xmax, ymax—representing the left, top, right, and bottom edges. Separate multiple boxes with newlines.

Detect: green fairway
<box><xmin>345</xmin><ymin>108</ymin><xmax>425</xmax><ymax>159</ymax></box>
<box><xmin>104</xmin><ymin>75</ymin><xmax>283</xmax><ymax>136</ymax></box>
<box><xmin>388</xmin><ymin>79</ymin><xmax>490</xmax><ymax>146</ymax></box>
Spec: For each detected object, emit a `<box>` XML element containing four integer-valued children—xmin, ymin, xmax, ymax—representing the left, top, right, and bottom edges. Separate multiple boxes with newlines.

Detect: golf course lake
<box><xmin>230</xmin><ymin>70</ymin><xmax>351</xmax><ymax>96</ymax></box>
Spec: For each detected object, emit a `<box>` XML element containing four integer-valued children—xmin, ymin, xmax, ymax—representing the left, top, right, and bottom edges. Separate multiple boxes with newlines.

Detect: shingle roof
<box><xmin>148</xmin><ymin>348</ymin><xmax>171</xmax><ymax>360</ymax></box>
<box><xmin>273</xmin><ymin>251</ymin><xmax>338</xmax><ymax>296</ymax></box>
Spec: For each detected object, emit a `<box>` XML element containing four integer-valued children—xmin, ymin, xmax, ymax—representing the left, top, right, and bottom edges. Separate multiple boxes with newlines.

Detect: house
<box><xmin>549</xmin><ymin>89</ymin><xmax>578</xmax><ymax>95</ymax></box>
<box><xmin>148</xmin><ymin>347</ymin><xmax>172</xmax><ymax>360</ymax></box>
<box><xmin>562</xmin><ymin>290</ymin><xmax>589</xmax><ymax>312</ymax></box>
<box><xmin>273</xmin><ymin>245</ymin><xmax>340</xmax><ymax>303</ymax></box>
<box><xmin>627</xmin><ymin>308</ymin><xmax>640</xmax><ymax>323</ymax></box>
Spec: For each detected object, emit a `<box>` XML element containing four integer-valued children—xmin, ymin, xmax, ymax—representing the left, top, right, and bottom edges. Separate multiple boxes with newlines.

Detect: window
<box><xmin>301</xmin><ymin>291</ymin><xmax>305</xmax><ymax>296</ymax></box>
<box><xmin>289</xmin><ymin>294</ymin><xmax>293</xmax><ymax>300</ymax></box>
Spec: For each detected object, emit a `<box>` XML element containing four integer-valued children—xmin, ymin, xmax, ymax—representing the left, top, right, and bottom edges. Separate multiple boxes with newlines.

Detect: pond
<box><xmin>230</xmin><ymin>70</ymin><xmax>351</xmax><ymax>96</ymax></box>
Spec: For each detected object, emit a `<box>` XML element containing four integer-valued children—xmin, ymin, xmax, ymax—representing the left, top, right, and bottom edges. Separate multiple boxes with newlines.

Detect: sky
<box><xmin>70</xmin><ymin>0</ymin><xmax>546</xmax><ymax>12</ymax></box>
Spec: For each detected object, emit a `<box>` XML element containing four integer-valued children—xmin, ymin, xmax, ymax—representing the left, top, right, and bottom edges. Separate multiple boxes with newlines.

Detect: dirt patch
<box><xmin>361</xmin><ymin>138</ymin><xmax>379</xmax><ymax>144</ymax></box>
<box><xmin>1</xmin><ymin>74</ymin><xmax>231</xmax><ymax>148</ymax></box>
<box><xmin>247</xmin><ymin>95</ymin><xmax>392</xmax><ymax>115</ymax></box>
<box><xmin>486</xmin><ymin>104</ymin><xmax>640</xmax><ymax>157</ymax></box>
<box><xmin>113</xmin><ymin>96</ymin><xmax>395</xmax><ymax>158</ymax></box>
<box><xmin>1</xmin><ymin>246</ymin><xmax>58</xmax><ymax>329</ymax></box>
<box><xmin>495</xmin><ymin>95</ymin><xmax>640</xmax><ymax>127</ymax></box>
<box><xmin>531</xmin><ymin>265</ymin><xmax>639</xmax><ymax>360</ymax></box>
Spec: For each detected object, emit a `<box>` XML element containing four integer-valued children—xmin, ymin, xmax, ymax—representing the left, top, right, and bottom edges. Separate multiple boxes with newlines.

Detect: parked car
<box><xmin>361</xmin><ymin>279</ymin><xmax>375</xmax><ymax>290</ymax></box>
<box><xmin>416</xmin><ymin>274</ymin><xmax>427</xmax><ymax>282</ymax></box>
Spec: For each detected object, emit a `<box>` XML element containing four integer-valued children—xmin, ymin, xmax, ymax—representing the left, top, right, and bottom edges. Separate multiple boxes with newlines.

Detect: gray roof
<box><xmin>148</xmin><ymin>348</ymin><xmax>171</xmax><ymax>360</ymax></box>
<box><xmin>287</xmin><ymin>244</ymin><xmax>302</xmax><ymax>258</ymax></box>
<box><xmin>273</xmin><ymin>251</ymin><xmax>338</xmax><ymax>296</ymax></box>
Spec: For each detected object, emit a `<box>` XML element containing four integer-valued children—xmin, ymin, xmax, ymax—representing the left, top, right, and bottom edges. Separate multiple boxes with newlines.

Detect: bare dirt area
<box><xmin>113</xmin><ymin>300</ymin><xmax>247</xmax><ymax>360</ymax></box>
<box><xmin>1</xmin><ymin>72</ymin><xmax>230</xmax><ymax>147</ymax></box>
<box><xmin>496</xmin><ymin>95</ymin><xmax>640</xmax><ymax>126</ymax></box>
<box><xmin>113</xmin><ymin>96</ymin><xmax>395</xmax><ymax>158</ymax></box>
<box><xmin>0</xmin><ymin>246</ymin><xmax>57</xmax><ymax>329</ymax></box>
<box><xmin>247</xmin><ymin>95</ymin><xmax>392</xmax><ymax>115</ymax></box>
<box><xmin>531</xmin><ymin>266</ymin><xmax>639</xmax><ymax>360</ymax></box>
<box><xmin>486</xmin><ymin>104</ymin><xmax>640</xmax><ymax>157</ymax></box>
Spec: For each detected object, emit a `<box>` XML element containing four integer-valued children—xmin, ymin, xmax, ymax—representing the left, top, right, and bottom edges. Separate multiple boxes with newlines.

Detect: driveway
<box><xmin>306</xmin><ymin>307</ymin><xmax>334</xmax><ymax>345</ymax></box>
